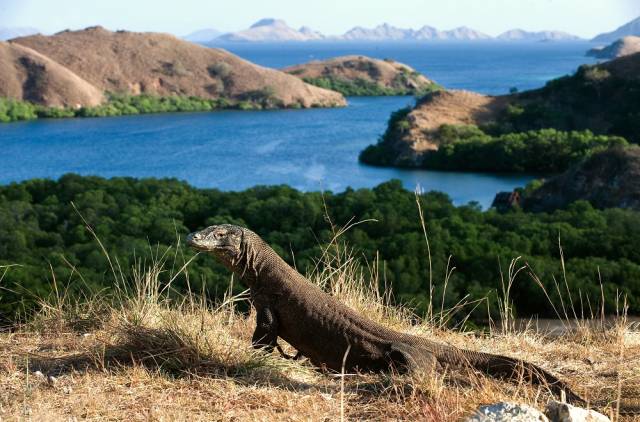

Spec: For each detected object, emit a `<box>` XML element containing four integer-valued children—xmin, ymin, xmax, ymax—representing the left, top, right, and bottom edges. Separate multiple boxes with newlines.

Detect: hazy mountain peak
<box><xmin>250</xmin><ymin>18</ymin><xmax>288</xmax><ymax>29</ymax></box>
<box><xmin>218</xmin><ymin>18</ymin><xmax>323</xmax><ymax>42</ymax></box>
<box><xmin>592</xmin><ymin>16</ymin><xmax>640</xmax><ymax>43</ymax></box>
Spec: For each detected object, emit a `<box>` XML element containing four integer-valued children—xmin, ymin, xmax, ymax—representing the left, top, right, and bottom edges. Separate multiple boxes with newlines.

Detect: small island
<box><xmin>284</xmin><ymin>55</ymin><xmax>440</xmax><ymax>96</ymax></box>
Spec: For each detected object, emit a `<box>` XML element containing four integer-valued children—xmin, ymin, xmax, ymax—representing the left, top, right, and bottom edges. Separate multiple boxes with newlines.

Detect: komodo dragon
<box><xmin>187</xmin><ymin>224</ymin><xmax>585</xmax><ymax>403</ymax></box>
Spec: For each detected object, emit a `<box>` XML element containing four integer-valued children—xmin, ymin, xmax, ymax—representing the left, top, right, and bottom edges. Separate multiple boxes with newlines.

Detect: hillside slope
<box><xmin>588</xmin><ymin>36</ymin><xmax>640</xmax><ymax>59</ymax></box>
<box><xmin>0</xmin><ymin>41</ymin><xmax>104</xmax><ymax>107</ymax></box>
<box><xmin>360</xmin><ymin>53</ymin><xmax>640</xmax><ymax>167</ymax></box>
<box><xmin>12</xmin><ymin>27</ymin><xmax>345</xmax><ymax>108</ymax></box>
<box><xmin>524</xmin><ymin>146</ymin><xmax>640</xmax><ymax>212</ymax></box>
<box><xmin>284</xmin><ymin>55</ymin><xmax>436</xmax><ymax>96</ymax></box>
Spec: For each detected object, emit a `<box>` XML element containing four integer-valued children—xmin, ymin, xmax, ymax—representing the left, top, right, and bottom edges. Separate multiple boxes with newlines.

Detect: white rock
<box><xmin>466</xmin><ymin>402</ymin><xmax>549</xmax><ymax>422</ymax></box>
<box><xmin>32</xmin><ymin>370</ymin><xmax>45</xmax><ymax>378</ymax></box>
<box><xmin>545</xmin><ymin>401</ymin><xmax>611</xmax><ymax>422</ymax></box>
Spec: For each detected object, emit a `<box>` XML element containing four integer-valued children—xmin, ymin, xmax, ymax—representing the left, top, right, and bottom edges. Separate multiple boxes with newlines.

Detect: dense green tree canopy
<box><xmin>1</xmin><ymin>176</ymin><xmax>638</xmax><ymax>322</ymax></box>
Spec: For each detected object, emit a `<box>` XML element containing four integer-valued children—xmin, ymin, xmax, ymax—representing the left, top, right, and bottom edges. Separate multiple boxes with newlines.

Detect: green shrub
<box><xmin>302</xmin><ymin>76</ymin><xmax>439</xmax><ymax>97</ymax></box>
<box><xmin>0</xmin><ymin>89</ymin><xmax>305</xmax><ymax>123</ymax></box>
<box><xmin>359</xmin><ymin>107</ymin><xmax>413</xmax><ymax>166</ymax></box>
<box><xmin>422</xmin><ymin>126</ymin><xmax>629</xmax><ymax>173</ymax></box>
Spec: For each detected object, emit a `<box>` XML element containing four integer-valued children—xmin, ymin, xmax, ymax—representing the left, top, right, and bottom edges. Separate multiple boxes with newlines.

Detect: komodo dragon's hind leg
<box><xmin>388</xmin><ymin>343</ymin><xmax>438</xmax><ymax>375</ymax></box>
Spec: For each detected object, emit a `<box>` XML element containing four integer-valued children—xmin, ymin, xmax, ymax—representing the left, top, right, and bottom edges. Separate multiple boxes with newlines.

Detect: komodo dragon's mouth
<box><xmin>186</xmin><ymin>232</ymin><xmax>208</xmax><ymax>250</ymax></box>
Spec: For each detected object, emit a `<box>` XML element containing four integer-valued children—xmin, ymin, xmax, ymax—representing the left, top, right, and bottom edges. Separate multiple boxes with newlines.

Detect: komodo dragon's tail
<box><xmin>443</xmin><ymin>347</ymin><xmax>640</xmax><ymax>414</ymax></box>
<box><xmin>427</xmin><ymin>343</ymin><xmax>585</xmax><ymax>404</ymax></box>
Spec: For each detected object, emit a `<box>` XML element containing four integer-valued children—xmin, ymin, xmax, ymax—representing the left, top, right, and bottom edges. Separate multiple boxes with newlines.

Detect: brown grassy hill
<box><xmin>360</xmin><ymin>90</ymin><xmax>509</xmax><ymax>166</ymax></box>
<box><xmin>524</xmin><ymin>146</ymin><xmax>640</xmax><ymax>212</ymax></box>
<box><xmin>404</xmin><ymin>90</ymin><xmax>508</xmax><ymax>155</ymax></box>
<box><xmin>283</xmin><ymin>55</ymin><xmax>436</xmax><ymax>96</ymax></box>
<box><xmin>0</xmin><ymin>41</ymin><xmax>103</xmax><ymax>107</ymax></box>
<box><xmin>12</xmin><ymin>26</ymin><xmax>345</xmax><ymax>108</ymax></box>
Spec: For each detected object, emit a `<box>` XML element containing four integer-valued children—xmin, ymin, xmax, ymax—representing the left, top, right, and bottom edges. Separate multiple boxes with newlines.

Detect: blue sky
<box><xmin>0</xmin><ymin>0</ymin><xmax>637</xmax><ymax>38</ymax></box>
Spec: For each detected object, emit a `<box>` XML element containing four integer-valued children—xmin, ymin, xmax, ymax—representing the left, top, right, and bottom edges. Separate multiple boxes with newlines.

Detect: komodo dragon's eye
<box><xmin>214</xmin><ymin>232</ymin><xmax>225</xmax><ymax>239</ymax></box>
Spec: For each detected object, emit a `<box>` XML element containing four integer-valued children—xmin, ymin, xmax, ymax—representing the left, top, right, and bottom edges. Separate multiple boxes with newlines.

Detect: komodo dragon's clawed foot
<box><xmin>276</xmin><ymin>344</ymin><xmax>303</xmax><ymax>360</ymax></box>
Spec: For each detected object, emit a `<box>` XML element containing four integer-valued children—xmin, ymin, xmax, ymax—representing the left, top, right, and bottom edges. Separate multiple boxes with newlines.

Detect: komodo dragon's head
<box><xmin>187</xmin><ymin>224</ymin><xmax>244</xmax><ymax>257</ymax></box>
<box><xmin>187</xmin><ymin>224</ymin><xmax>275</xmax><ymax>280</ymax></box>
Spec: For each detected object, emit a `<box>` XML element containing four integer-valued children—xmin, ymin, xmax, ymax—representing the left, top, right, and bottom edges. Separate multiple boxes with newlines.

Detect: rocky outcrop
<box><xmin>0</xmin><ymin>41</ymin><xmax>104</xmax><ymax>107</ymax></box>
<box><xmin>587</xmin><ymin>36</ymin><xmax>640</xmax><ymax>59</ymax></box>
<box><xmin>545</xmin><ymin>401</ymin><xmax>610</xmax><ymax>422</ymax></box>
<box><xmin>465</xmin><ymin>401</ymin><xmax>612</xmax><ymax>422</ymax></box>
<box><xmin>11</xmin><ymin>27</ymin><xmax>345</xmax><ymax>108</ymax></box>
<box><xmin>283</xmin><ymin>55</ymin><xmax>436</xmax><ymax>96</ymax></box>
<box><xmin>524</xmin><ymin>147</ymin><xmax>640</xmax><ymax>212</ymax></box>
<box><xmin>465</xmin><ymin>402</ymin><xmax>549</xmax><ymax>421</ymax></box>
<box><xmin>592</xmin><ymin>16</ymin><xmax>640</xmax><ymax>43</ymax></box>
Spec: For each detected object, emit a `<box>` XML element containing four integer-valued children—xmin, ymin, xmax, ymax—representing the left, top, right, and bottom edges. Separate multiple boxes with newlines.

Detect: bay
<box><xmin>0</xmin><ymin>42</ymin><xmax>596</xmax><ymax>207</ymax></box>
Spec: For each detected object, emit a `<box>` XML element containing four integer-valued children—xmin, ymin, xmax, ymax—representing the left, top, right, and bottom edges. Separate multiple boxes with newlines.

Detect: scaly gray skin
<box><xmin>187</xmin><ymin>224</ymin><xmax>587</xmax><ymax>402</ymax></box>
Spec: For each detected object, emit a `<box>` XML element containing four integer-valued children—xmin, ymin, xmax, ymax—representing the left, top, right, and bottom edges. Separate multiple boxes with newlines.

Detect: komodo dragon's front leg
<box><xmin>251</xmin><ymin>297</ymin><xmax>302</xmax><ymax>360</ymax></box>
<box><xmin>252</xmin><ymin>304</ymin><xmax>278</xmax><ymax>352</ymax></box>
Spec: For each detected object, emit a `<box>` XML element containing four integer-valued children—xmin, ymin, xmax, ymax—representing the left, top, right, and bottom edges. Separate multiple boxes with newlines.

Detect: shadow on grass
<box><xmin>22</xmin><ymin>325</ymin><xmax>320</xmax><ymax>391</ymax></box>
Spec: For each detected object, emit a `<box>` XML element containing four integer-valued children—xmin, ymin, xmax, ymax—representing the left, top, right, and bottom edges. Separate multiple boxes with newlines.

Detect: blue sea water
<box><xmin>220</xmin><ymin>41</ymin><xmax>596</xmax><ymax>94</ymax></box>
<box><xmin>0</xmin><ymin>42</ymin><xmax>597</xmax><ymax>208</ymax></box>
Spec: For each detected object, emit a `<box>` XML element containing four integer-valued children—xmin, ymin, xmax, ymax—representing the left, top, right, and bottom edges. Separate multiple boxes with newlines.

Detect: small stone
<box><xmin>47</xmin><ymin>375</ymin><xmax>57</xmax><ymax>385</ymax></box>
<box><xmin>545</xmin><ymin>401</ymin><xmax>611</xmax><ymax>422</ymax></box>
<box><xmin>62</xmin><ymin>386</ymin><xmax>73</xmax><ymax>394</ymax></box>
<box><xmin>33</xmin><ymin>370</ymin><xmax>45</xmax><ymax>378</ymax></box>
<box><xmin>465</xmin><ymin>402</ymin><xmax>549</xmax><ymax>422</ymax></box>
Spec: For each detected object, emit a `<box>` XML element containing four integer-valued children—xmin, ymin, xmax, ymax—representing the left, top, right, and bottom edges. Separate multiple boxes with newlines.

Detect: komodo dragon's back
<box><xmin>188</xmin><ymin>224</ymin><xmax>589</xmax><ymax>404</ymax></box>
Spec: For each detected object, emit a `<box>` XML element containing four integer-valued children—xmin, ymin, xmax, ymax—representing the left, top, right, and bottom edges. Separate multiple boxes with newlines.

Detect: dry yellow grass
<box><xmin>1</xmin><ymin>240</ymin><xmax>639</xmax><ymax>421</ymax></box>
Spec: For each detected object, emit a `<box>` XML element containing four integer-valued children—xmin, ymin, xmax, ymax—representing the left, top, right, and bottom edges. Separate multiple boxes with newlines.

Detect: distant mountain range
<box><xmin>496</xmin><ymin>29</ymin><xmax>581</xmax><ymax>42</ymax></box>
<box><xmin>185</xmin><ymin>19</ymin><xmax>584</xmax><ymax>43</ymax></box>
<box><xmin>183</xmin><ymin>28</ymin><xmax>222</xmax><ymax>43</ymax></box>
<box><xmin>0</xmin><ymin>27</ymin><xmax>39</xmax><ymax>41</ymax></box>
<box><xmin>592</xmin><ymin>16</ymin><xmax>640</xmax><ymax>43</ymax></box>
<box><xmin>340</xmin><ymin>23</ymin><xmax>493</xmax><ymax>41</ymax></box>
